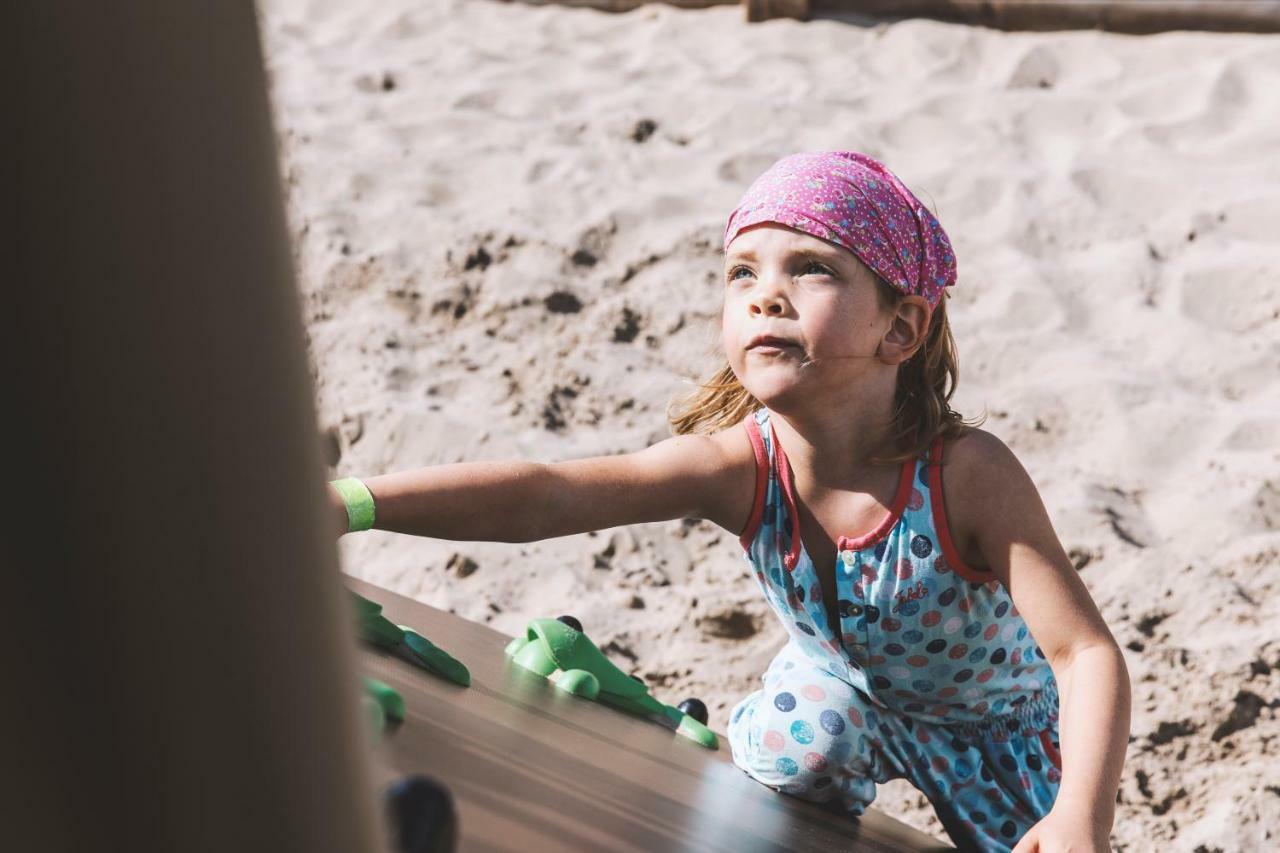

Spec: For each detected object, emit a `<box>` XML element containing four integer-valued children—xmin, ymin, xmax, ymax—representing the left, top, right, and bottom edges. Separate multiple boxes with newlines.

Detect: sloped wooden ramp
<box><xmin>351</xmin><ymin>577</ymin><xmax>952</xmax><ymax>852</ymax></box>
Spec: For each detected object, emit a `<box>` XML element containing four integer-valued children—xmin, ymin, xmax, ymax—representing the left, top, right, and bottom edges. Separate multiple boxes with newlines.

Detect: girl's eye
<box><xmin>726</xmin><ymin>261</ymin><xmax>833</xmax><ymax>282</ymax></box>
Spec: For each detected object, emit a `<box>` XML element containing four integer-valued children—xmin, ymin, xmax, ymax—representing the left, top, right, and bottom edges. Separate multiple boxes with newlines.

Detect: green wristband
<box><xmin>331</xmin><ymin>477</ymin><xmax>376</xmax><ymax>533</ymax></box>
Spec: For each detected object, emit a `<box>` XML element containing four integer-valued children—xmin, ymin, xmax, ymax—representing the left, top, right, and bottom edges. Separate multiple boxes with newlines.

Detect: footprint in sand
<box><xmin>1208</xmin><ymin>195</ymin><xmax>1280</xmax><ymax>244</ymax></box>
<box><xmin>941</xmin><ymin>173</ymin><xmax>1009</xmax><ymax>225</ymax></box>
<box><xmin>1246</xmin><ymin>480</ymin><xmax>1280</xmax><ymax>533</ymax></box>
<box><xmin>718</xmin><ymin>151</ymin><xmax>784</xmax><ymax>185</ymax></box>
<box><xmin>1222</xmin><ymin>418</ymin><xmax>1280</xmax><ymax>453</ymax></box>
<box><xmin>1006</xmin><ymin>44</ymin><xmax>1060</xmax><ymax>90</ymax></box>
<box><xmin>1069</xmin><ymin>166</ymin><xmax>1175</xmax><ymax>226</ymax></box>
<box><xmin>1117</xmin><ymin>67</ymin><xmax>1201</xmax><ymax>122</ymax></box>
<box><xmin>1142</xmin><ymin>64</ymin><xmax>1249</xmax><ymax>148</ymax></box>
<box><xmin>452</xmin><ymin>89</ymin><xmax>500</xmax><ymax>112</ymax></box>
<box><xmin>574</xmin><ymin>219</ymin><xmax>616</xmax><ymax>269</ymax></box>
<box><xmin>997</xmin><ymin>284</ymin><xmax>1066</xmax><ymax>336</ymax></box>
<box><xmin>1085</xmin><ymin>484</ymin><xmax>1157</xmax><ymax>550</ymax></box>
<box><xmin>1178</xmin><ymin>261</ymin><xmax>1279</xmax><ymax>334</ymax></box>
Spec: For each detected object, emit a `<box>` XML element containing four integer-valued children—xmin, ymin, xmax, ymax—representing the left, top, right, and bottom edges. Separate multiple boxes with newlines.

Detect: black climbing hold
<box><xmin>556</xmin><ymin>615</ymin><xmax>583</xmax><ymax>632</ymax></box>
<box><xmin>678</xmin><ymin>698</ymin><xmax>709</xmax><ymax>726</ymax></box>
<box><xmin>383</xmin><ymin>775</ymin><xmax>458</xmax><ymax>853</ymax></box>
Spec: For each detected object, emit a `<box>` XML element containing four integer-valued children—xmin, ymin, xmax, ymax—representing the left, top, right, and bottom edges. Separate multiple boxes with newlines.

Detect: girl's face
<box><xmin>721</xmin><ymin>223</ymin><xmax>895</xmax><ymax>409</ymax></box>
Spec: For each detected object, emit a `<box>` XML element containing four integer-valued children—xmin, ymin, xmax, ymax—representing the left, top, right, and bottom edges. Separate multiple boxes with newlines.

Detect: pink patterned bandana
<box><xmin>723</xmin><ymin>151</ymin><xmax>957</xmax><ymax>307</ymax></box>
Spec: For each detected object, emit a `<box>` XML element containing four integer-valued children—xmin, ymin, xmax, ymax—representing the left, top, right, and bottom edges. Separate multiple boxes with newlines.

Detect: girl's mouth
<box><xmin>747</xmin><ymin>334</ymin><xmax>801</xmax><ymax>355</ymax></box>
<box><xmin>748</xmin><ymin>343</ymin><xmax>798</xmax><ymax>355</ymax></box>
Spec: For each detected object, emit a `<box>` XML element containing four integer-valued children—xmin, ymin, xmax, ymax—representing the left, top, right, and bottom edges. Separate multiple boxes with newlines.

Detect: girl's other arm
<box><xmin>329</xmin><ymin>426</ymin><xmax>758</xmax><ymax>544</ymax></box>
<box><xmin>953</xmin><ymin>432</ymin><xmax>1131</xmax><ymax>851</ymax></box>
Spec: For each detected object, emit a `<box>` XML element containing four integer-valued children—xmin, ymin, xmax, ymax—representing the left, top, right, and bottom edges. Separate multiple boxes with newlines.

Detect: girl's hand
<box><xmin>1013</xmin><ymin>802</ymin><xmax>1111</xmax><ymax>852</ymax></box>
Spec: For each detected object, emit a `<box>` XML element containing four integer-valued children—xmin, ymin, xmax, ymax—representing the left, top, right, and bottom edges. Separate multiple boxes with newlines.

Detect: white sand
<box><xmin>259</xmin><ymin>1</ymin><xmax>1280</xmax><ymax>847</ymax></box>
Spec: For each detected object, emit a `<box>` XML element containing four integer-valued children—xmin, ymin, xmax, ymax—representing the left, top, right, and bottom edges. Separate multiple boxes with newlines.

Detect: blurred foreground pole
<box><xmin>7</xmin><ymin>3</ymin><xmax>385</xmax><ymax>851</ymax></box>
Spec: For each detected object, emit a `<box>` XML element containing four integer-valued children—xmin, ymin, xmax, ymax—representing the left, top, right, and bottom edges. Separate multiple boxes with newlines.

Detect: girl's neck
<box><xmin>768</xmin><ymin>393</ymin><xmax>901</xmax><ymax>490</ymax></box>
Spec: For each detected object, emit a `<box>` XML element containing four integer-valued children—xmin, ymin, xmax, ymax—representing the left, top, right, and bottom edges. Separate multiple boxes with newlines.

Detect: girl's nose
<box><xmin>749</xmin><ymin>286</ymin><xmax>788</xmax><ymax>316</ymax></box>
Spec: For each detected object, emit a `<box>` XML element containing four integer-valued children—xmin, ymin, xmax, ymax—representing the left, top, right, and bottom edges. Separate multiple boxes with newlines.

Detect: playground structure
<box><xmin>522</xmin><ymin>0</ymin><xmax>1280</xmax><ymax>30</ymax></box>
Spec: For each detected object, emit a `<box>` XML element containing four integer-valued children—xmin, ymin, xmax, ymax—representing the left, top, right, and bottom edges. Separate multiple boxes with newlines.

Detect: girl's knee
<box><xmin>727</xmin><ymin>681</ymin><xmax>880</xmax><ymax>812</ymax></box>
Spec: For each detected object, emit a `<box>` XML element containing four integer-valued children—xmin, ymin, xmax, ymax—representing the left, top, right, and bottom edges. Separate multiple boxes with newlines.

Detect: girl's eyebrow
<box><xmin>796</xmin><ymin>249</ymin><xmax>843</xmax><ymax>265</ymax></box>
<box><xmin>726</xmin><ymin>247</ymin><xmax>844</xmax><ymax>266</ymax></box>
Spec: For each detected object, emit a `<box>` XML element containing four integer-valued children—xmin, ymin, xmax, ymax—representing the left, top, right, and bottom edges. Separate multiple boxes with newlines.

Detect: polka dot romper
<box><xmin>727</xmin><ymin>408</ymin><xmax>1063</xmax><ymax>852</ymax></box>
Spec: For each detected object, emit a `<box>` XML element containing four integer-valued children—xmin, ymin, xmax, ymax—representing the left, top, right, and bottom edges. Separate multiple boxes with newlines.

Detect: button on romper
<box><xmin>726</xmin><ymin>409</ymin><xmax>1063</xmax><ymax>852</ymax></box>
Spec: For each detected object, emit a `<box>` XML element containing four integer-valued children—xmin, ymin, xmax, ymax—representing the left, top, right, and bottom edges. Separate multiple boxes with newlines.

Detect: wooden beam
<box><xmin>747</xmin><ymin>0</ymin><xmax>813</xmax><ymax>22</ymax></box>
<box><xmin>515</xmin><ymin>0</ymin><xmax>738</xmax><ymax>10</ymax></box>
<box><xmin>805</xmin><ymin>0</ymin><xmax>1280</xmax><ymax>32</ymax></box>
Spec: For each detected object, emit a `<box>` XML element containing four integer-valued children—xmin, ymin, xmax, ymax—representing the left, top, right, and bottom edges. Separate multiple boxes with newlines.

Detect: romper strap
<box><xmin>925</xmin><ymin>434</ymin><xmax>945</xmax><ymax>467</ymax></box>
<box><xmin>738</xmin><ymin>411</ymin><xmax>770</xmax><ymax>550</ymax></box>
<box><xmin>925</xmin><ymin>432</ymin><xmax>992</xmax><ymax>583</ymax></box>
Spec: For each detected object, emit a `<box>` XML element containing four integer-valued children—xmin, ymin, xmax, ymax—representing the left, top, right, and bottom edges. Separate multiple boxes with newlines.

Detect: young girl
<box><xmin>328</xmin><ymin>151</ymin><xmax>1131</xmax><ymax>852</ymax></box>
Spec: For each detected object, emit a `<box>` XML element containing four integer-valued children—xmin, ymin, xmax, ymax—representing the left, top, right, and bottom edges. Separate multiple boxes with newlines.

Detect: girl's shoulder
<box><xmin>937</xmin><ymin>426</ymin><xmax>1029</xmax><ymax>490</ymax></box>
<box><xmin>936</xmin><ymin>424</ymin><xmax>1006</xmax><ymax>468</ymax></box>
<box><xmin>696</xmin><ymin>414</ymin><xmax>764</xmax><ymax>537</ymax></box>
<box><xmin>936</xmin><ymin>426</ymin><xmax>1047</xmax><ymax>574</ymax></box>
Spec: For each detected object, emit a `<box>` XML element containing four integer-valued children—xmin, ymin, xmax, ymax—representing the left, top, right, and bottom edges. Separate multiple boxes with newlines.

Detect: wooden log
<box><xmin>514</xmin><ymin>0</ymin><xmax>737</xmax><ymax>11</ymax></box>
<box><xmin>513</xmin><ymin>0</ymin><xmax>1278</xmax><ymax>29</ymax></box>
<box><xmin>804</xmin><ymin>0</ymin><xmax>1280</xmax><ymax>33</ymax></box>
<box><xmin>747</xmin><ymin>0</ymin><xmax>813</xmax><ymax>22</ymax></box>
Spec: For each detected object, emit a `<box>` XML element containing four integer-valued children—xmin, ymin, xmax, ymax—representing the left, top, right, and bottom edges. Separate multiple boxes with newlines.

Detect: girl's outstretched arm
<box><xmin>327</xmin><ymin>427</ymin><xmax>757</xmax><ymax>544</ymax></box>
<box><xmin>953</xmin><ymin>432</ymin><xmax>1131</xmax><ymax>852</ymax></box>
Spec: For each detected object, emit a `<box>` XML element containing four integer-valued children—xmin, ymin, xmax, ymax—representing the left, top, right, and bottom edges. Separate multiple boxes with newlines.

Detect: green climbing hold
<box><xmin>362</xmin><ymin>692</ymin><xmax>386</xmax><ymax>741</ymax></box>
<box><xmin>363</xmin><ymin>676</ymin><xmax>406</xmax><ymax>722</ymax></box>
<box><xmin>504</xmin><ymin>617</ymin><xmax>718</xmax><ymax>750</ymax></box>
<box><xmin>350</xmin><ymin>590</ymin><xmax>471</xmax><ymax>689</ymax></box>
<box><xmin>350</xmin><ymin>590</ymin><xmax>384</xmax><ymax>620</ymax></box>
<box><xmin>351</xmin><ymin>591</ymin><xmax>405</xmax><ymax>648</ymax></box>
<box><xmin>401</xmin><ymin>629</ymin><xmax>471</xmax><ymax>687</ymax></box>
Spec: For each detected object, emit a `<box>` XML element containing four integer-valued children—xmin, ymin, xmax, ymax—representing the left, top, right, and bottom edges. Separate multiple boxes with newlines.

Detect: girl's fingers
<box><xmin>1011</xmin><ymin>829</ymin><xmax>1038</xmax><ymax>853</ymax></box>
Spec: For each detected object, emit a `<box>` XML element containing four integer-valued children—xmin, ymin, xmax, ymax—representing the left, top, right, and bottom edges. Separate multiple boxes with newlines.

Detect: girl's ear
<box><xmin>877</xmin><ymin>297</ymin><xmax>931</xmax><ymax>365</ymax></box>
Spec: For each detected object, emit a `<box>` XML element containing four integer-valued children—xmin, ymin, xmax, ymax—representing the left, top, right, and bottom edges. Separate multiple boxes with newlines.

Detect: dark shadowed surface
<box><xmin>350</xmin><ymin>577</ymin><xmax>953</xmax><ymax>852</ymax></box>
<box><xmin>9</xmin><ymin>2</ymin><xmax>384</xmax><ymax>850</ymax></box>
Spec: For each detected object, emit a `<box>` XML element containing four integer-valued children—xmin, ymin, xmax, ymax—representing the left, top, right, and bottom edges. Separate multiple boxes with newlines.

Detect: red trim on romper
<box><xmin>772</xmin><ymin>419</ymin><xmax>916</xmax><ymax>572</ymax></box>
<box><xmin>836</xmin><ymin>461</ymin><xmax>915</xmax><ymax>552</ymax></box>
<box><xmin>926</xmin><ymin>436</ymin><xmax>990</xmax><ymax>583</ymax></box>
<box><xmin>1039</xmin><ymin>729</ymin><xmax>1063</xmax><ymax>771</ymax></box>
<box><xmin>738</xmin><ymin>414</ymin><xmax>770</xmax><ymax>551</ymax></box>
<box><xmin>772</xmin><ymin>420</ymin><xmax>804</xmax><ymax>572</ymax></box>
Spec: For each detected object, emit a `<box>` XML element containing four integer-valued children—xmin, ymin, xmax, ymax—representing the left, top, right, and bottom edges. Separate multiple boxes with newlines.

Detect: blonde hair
<box><xmin>666</xmin><ymin>277</ymin><xmax>985</xmax><ymax>465</ymax></box>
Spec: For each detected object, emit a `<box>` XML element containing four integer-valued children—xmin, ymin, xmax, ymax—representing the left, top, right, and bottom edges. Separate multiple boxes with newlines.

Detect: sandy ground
<box><xmin>258</xmin><ymin>1</ymin><xmax>1280</xmax><ymax>847</ymax></box>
